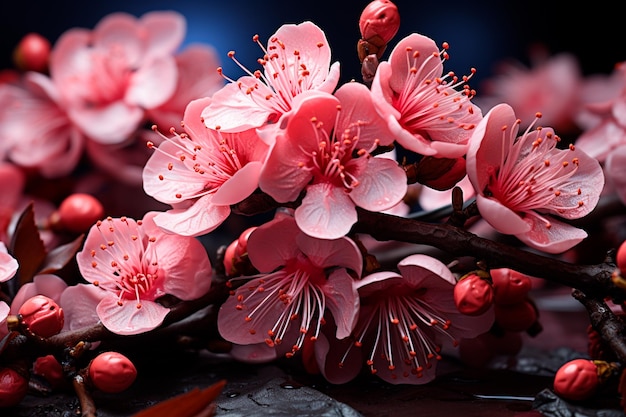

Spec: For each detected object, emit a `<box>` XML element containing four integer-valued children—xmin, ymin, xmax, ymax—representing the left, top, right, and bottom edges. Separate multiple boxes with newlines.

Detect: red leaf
<box><xmin>37</xmin><ymin>234</ymin><xmax>84</xmax><ymax>275</ymax></box>
<box><xmin>131</xmin><ymin>379</ymin><xmax>226</xmax><ymax>417</ymax></box>
<box><xmin>9</xmin><ymin>202</ymin><xmax>47</xmax><ymax>288</ymax></box>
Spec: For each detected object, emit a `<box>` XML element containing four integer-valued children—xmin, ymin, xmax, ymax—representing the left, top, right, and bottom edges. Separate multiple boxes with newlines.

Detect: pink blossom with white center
<box><xmin>49</xmin><ymin>11</ymin><xmax>184</xmax><ymax>144</ymax></box>
<box><xmin>258</xmin><ymin>83</ymin><xmax>407</xmax><ymax>240</ymax></box>
<box><xmin>371</xmin><ymin>33</ymin><xmax>483</xmax><ymax>158</ymax></box>
<box><xmin>143</xmin><ymin>97</ymin><xmax>269</xmax><ymax>237</ymax></box>
<box><xmin>75</xmin><ymin>212</ymin><xmax>212</xmax><ymax>335</ymax></box>
<box><xmin>0</xmin><ymin>72</ymin><xmax>84</xmax><ymax>178</ymax></box>
<box><xmin>201</xmin><ymin>21</ymin><xmax>340</xmax><ymax>133</ymax></box>
<box><xmin>217</xmin><ymin>212</ymin><xmax>363</xmax><ymax>359</ymax></box>
<box><xmin>316</xmin><ymin>254</ymin><xmax>493</xmax><ymax>385</ymax></box>
<box><xmin>466</xmin><ymin>103</ymin><xmax>604</xmax><ymax>254</ymax></box>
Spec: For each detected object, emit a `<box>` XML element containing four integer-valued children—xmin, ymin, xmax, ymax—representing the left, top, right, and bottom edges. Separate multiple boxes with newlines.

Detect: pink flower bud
<box><xmin>553</xmin><ymin>359</ymin><xmax>599</xmax><ymax>401</ymax></box>
<box><xmin>51</xmin><ymin>193</ymin><xmax>105</xmax><ymax>234</ymax></box>
<box><xmin>494</xmin><ymin>299</ymin><xmax>537</xmax><ymax>332</ymax></box>
<box><xmin>359</xmin><ymin>0</ymin><xmax>400</xmax><ymax>44</ymax></box>
<box><xmin>454</xmin><ymin>273</ymin><xmax>494</xmax><ymax>316</ymax></box>
<box><xmin>12</xmin><ymin>33</ymin><xmax>51</xmax><ymax>73</ymax></box>
<box><xmin>33</xmin><ymin>355</ymin><xmax>65</xmax><ymax>389</ymax></box>
<box><xmin>0</xmin><ymin>368</ymin><xmax>29</xmax><ymax>407</ymax></box>
<box><xmin>18</xmin><ymin>295</ymin><xmax>64</xmax><ymax>338</ymax></box>
<box><xmin>223</xmin><ymin>227</ymin><xmax>257</xmax><ymax>277</ymax></box>
<box><xmin>491</xmin><ymin>268</ymin><xmax>533</xmax><ymax>305</ymax></box>
<box><xmin>88</xmin><ymin>352</ymin><xmax>137</xmax><ymax>393</ymax></box>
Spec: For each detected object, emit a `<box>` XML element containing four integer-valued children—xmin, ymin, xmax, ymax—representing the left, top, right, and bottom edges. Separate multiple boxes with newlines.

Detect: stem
<box><xmin>73</xmin><ymin>372</ymin><xmax>97</xmax><ymax>417</ymax></box>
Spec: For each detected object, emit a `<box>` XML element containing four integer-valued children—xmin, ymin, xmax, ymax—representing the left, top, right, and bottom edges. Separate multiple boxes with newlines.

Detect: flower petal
<box><xmin>294</xmin><ymin>183</ymin><xmax>357</xmax><ymax>239</ymax></box>
<box><xmin>97</xmin><ymin>297</ymin><xmax>169</xmax><ymax>335</ymax></box>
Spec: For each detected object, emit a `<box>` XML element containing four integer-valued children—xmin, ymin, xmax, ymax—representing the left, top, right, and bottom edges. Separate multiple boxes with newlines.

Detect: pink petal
<box><xmin>152</xmin><ymin>195</ymin><xmax>231</xmax><ymax>237</ymax></box>
<box><xmin>247</xmin><ymin>215</ymin><xmax>300</xmax><ymax>273</ymax></box>
<box><xmin>349</xmin><ymin>157</ymin><xmax>407</xmax><ymax>212</ymax></box>
<box><xmin>140</xmin><ymin>11</ymin><xmax>186</xmax><ymax>57</ymax></box>
<box><xmin>69</xmin><ymin>102</ymin><xmax>143</xmax><ymax>144</ymax></box>
<box><xmin>229</xmin><ymin>343</ymin><xmax>278</xmax><ymax>364</ymax></box>
<box><xmin>397</xmin><ymin>254</ymin><xmax>457</xmax><ymax>287</ymax></box>
<box><xmin>126</xmin><ymin>56</ymin><xmax>178</xmax><ymax>109</ymax></box>
<box><xmin>476</xmin><ymin>194</ymin><xmax>531</xmax><ymax>235</ymax></box>
<box><xmin>212</xmin><ymin>162</ymin><xmax>262</xmax><ymax>206</ymax></box>
<box><xmin>0</xmin><ymin>249</ymin><xmax>18</xmax><ymax>283</ymax></box>
<box><xmin>60</xmin><ymin>284</ymin><xmax>105</xmax><ymax>331</ymax></box>
<box><xmin>387</xmin><ymin>34</ymin><xmax>441</xmax><ymax>94</ymax></box>
<box><xmin>294</xmin><ymin>183</ymin><xmax>357</xmax><ymax>239</ymax></box>
<box><xmin>316</xmin><ymin>333</ymin><xmax>361</xmax><ymax>384</ymax></box>
<box><xmin>93</xmin><ymin>13</ymin><xmax>143</xmax><ymax>64</ymax></box>
<box><xmin>517</xmin><ymin>213</ymin><xmax>588</xmax><ymax>254</ymax></box>
<box><xmin>606</xmin><ymin>145</ymin><xmax>626</xmax><ymax>205</ymax></box>
<box><xmin>97</xmin><ymin>297</ymin><xmax>169</xmax><ymax>335</ymax></box>
<box><xmin>296</xmin><ymin>233</ymin><xmax>363</xmax><ymax>275</ymax></box>
<box><xmin>323</xmin><ymin>269</ymin><xmax>359</xmax><ymax>339</ymax></box>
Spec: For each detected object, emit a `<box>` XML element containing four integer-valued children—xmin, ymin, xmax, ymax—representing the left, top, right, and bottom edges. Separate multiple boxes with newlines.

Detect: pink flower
<box><xmin>217</xmin><ymin>212</ymin><xmax>363</xmax><ymax>358</ymax></box>
<box><xmin>477</xmin><ymin>50</ymin><xmax>583</xmax><ymax>134</ymax></box>
<box><xmin>143</xmin><ymin>97</ymin><xmax>269</xmax><ymax>237</ymax></box>
<box><xmin>316</xmin><ymin>254</ymin><xmax>493</xmax><ymax>385</ymax></box>
<box><xmin>201</xmin><ymin>21</ymin><xmax>340</xmax><ymax>133</ymax></box>
<box><xmin>10</xmin><ymin>274</ymin><xmax>67</xmax><ymax>315</ymax></box>
<box><xmin>75</xmin><ymin>212</ymin><xmax>212</xmax><ymax>335</ymax></box>
<box><xmin>0</xmin><ymin>163</ymin><xmax>25</xmax><ymax>244</ymax></box>
<box><xmin>371</xmin><ymin>33</ymin><xmax>482</xmax><ymax>158</ymax></box>
<box><xmin>49</xmin><ymin>11</ymin><xmax>184</xmax><ymax>144</ymax></box>
<box><xmin>259</xmin><ymin>84</ymin><xmax>407</xmax><ymax>239</ymax></box>
<box><xmin>466</xmin><ymin>103</ymin><xmax>604</xmax><ymax>254</ymax></box>
<box><xmin>0</xmin><ymin>73</ymin><xmax>84</xmax><ymax>177</ymax></box>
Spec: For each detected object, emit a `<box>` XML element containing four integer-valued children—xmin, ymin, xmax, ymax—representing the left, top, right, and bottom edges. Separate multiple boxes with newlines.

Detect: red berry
<box><xmin>0</xmin><ymin>368</ymin><xmax>28</xmax><ymax>407</ymax></box>
<box><xmin>12</xmin><ymin>33</ymin><xmax>51</xmax><ymax>73</ymax></box>
<box><xmin>33</xmin><ymin>355</ymin><xmax>65</xmax><ymax>389</ymax></box>
<box><xmin>491</xmin><ymin>268</ymin><xmax>533</xmax><ymax>305</ymax></box>
<box><xmin>54</xmin><ymin>193</ymin><xmax>105</xmax><ymax>234</ymax></box>
<box><xmin>553</xmin><ymin>359</ymin><xmax>599</xmax><ymax>401</ymax></box>
<box><xmin>88</xmin><ymin>352</ymin><xmax>137</xmax><ymax>393</ymax></box>
<box><xmin>494</xmin><ymin>299</ymin><xmax>537</xmax><ymax>332</ymax></box>
<box><xmin>18</xmin><ymin>295</ymin><xmax>64</xmax><ymax>338</ymax></box>
<box><xmin>454</xmin><ymin>273</ymin><xmax>494</xmax><ymax>316</ymax></box>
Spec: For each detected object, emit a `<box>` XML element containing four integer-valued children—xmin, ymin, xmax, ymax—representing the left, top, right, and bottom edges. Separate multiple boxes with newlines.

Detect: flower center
<box><xmin>395</xmin><ymin>42</ymin><xmax>477</xmax><ymax>139</ymax></box>
<box><xmin>486</xmin><ymin>115</ymin><xmax>584</xmax><ymax>228</ymax></box>
<box><xmin>89</xmin><ymin>217</ymin><xmax>159</xmax><ymax>309</ymax></box>
<box><xmin>147</xmin><ymin>125</ymin><xmax>245</xmax><ymax>201</ymax></box>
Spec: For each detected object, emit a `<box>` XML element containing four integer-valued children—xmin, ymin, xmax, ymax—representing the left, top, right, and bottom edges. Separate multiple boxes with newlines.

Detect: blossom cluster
<box><xmin>0</xmin><ymin>0</ymin><xmax>624</xmax><ymax>410</ymax></box>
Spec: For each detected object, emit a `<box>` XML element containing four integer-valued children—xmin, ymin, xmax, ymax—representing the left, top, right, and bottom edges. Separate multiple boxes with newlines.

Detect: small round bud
<box><xmin>33</xmin><ymin>355</ymin><xmax>65</xmax><ymax>389</ymax></box>
<box><xmin>494</xmin><ymin>299</ymin><xmax>537</xmax><ymax>332</ymax></box>
<box><xmin>0</xmin><ymin>367</ymin><xmax>29</xmax><ymax>407</ymax></box>
<box><xmin>51</xmin><ymin>193</ymin><xmax>105</xmax><ymax>234</ymax></box>
<box><xmin>414</xmin><ymin>157</ymin><xmax>467</xmax><ymax>191</ymax></box>
<box><xmin>491</xmin><ymin>268</ymin><xmax>533</xmax><ymax>305</ymax></box>
<box><xmin>359</xmin><ymin>0</ymin><xmax>400</xmax><ymax>44</ymax></box>
<box><xmin>88</xmin><ymin>352</ymin><xmax>137</xmax><ymax>393</ymax></box>
<box><xmin>223</xmin><ymin>227</ymin><xmax>257</xmax><ymax>277</ymax></box>
<box><xmin>12</xmin><ymin>33</ymin><xmax>51</xmax><ymax>73</ymax></box>
<box><xmin>454</xmin><ymin>273</ymin><xmax>493</xmax><ymax>316</ymax></box>
<box><xmin>553</xmin><ymin>359</ymin><xmax>599</xmax><ymax>401</ymax></box>
<box><xmin>18</xmin><ymin>295</ymin><xmax>64</xmax><ymax>338</ymax></box>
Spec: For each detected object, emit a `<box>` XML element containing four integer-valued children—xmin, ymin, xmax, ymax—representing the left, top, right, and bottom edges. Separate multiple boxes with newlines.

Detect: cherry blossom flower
<box><xmin>476</xmin><ymin>50</ymin><xmax>583</xmax><ymax>134</ymax></box>
<box><xmin>49</xmin><ymin>11</ymin><xmax>184</xmax><ymax>144</ymax></box>
<box><xmin>370</xmin><ymin>33</ymin><xmax>482</xmax><ymax>158</ymax></box>
<box><xmin>466</xmin><ymin>103</ymin><xmax>604</xmax><ymax>254</ymax></box>
<box><xmin>201</xmin><ymin>21</ymin><xmax>340</xmax><ymax>133</ymax></box>
<box><xmin>258</xmin><ymin>84</ymin><xmax>407</xmax><ymax>239</ymax></box>
<box><xmin>75</xmin><ymin>212</ymin><xmax>212</xmax><ymax>335</ymax></box>
<box><xmin>0</xmin><ymin>72</ymin><xmax>84</xmax><ymax>178</ymax></box>
<box><xmin>217</xmin><ymin>211</ymin><xmax>363</xmax><ymax>359</ymax></box>
<box><xmin>316</xmin><ymin>254</ymin><xmax>494</xmax><ymax>385</ymax></box>
<box><xmin>143</xmin><ymin>97</ymin><xmax>269</xmax><ymax>237</ymax></box>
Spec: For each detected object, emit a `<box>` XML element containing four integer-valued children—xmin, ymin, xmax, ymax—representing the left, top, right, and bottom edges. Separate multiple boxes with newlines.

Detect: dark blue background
<box><xmin>2</xmin><ymin>0</ymin><xmax>624</xmax><ymax>87</ymax></box>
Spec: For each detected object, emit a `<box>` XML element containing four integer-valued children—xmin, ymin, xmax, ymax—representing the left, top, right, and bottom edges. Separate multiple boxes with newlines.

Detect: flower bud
<box><xmin>88</xmin><ymin>351</ymin><xmax>137</xmax><ymax>393</ymax></box>
<box><xmin>494</xmin><ymin>299</ymin><xmax>537</xmax><ymax>332</ymax></box>
<box><xmin>454</xmin><ymin>272</ymin><xmax>493</xmax><ymax>316</ymax></box>
<box><xmin>18</xmin><ymin>295</ymin><xmax>64</xmax><ymax>338</ymax></box>
<box><xmin>410</xmin><ymin>156</ymin><xmax>467</xmax><ymax>191</ymax></box>
<box><xmin>12</xmin><ymin>33</ymin><xmax>51</xmax><ymax>73</ymax></box>
<box><xmin>50</xmin><ymin>193</ymin><xmax>105</xmax><ymax>234</ymax></box>
<box><xmin>553</xmin><ymin>359</ymin><xmax>599</xmax><ymax>401</ymax></box>
<box><xmin>490</xmin><ymin>268</ymin><xmax>533</xmax><ymax>305</ymax></box>
<box><xmin>223</xmin><ymin>227</ymin><xmax>257</xmax><ymax>277</ymax></box>
<box><xmin>359</xmin><ymin>0</ymin><xmax>400</xmax><ymax>44</ymax></box>
<box><xmin>0</xmin><ymin>367</ymin><xmax>28</xmax><ymax>407</ymax></box>
<box><xmin>33</xmin><ymin>355</ymin><xmax>65</xmax><ymax>389</ymax></box>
